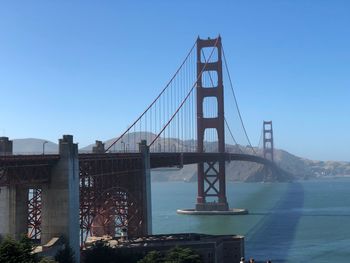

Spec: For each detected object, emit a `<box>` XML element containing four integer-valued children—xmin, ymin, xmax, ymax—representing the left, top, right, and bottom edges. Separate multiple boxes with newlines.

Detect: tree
<box><xmin>0</xmin><ymin>235</ymin><xmax>37</xmax><ymax>263</ymax></box>
<box><xmin>18</xmin><ymin>235</ymin><xmax>37</xmax><ymax>262</ymax></box>
<box><xmin>164</xmin><ymin>247</ymin><xmax>202</xmax><ymax>263</ymax></box>
<box><xmin>138</xmin><ymin>251</ymin><xmax>164</xmax><ymax>263</ymax></box>
<box><xmin>138</xmin><ymin>247</ymin><xmax>202</xmax><ymax>263</ymax></box>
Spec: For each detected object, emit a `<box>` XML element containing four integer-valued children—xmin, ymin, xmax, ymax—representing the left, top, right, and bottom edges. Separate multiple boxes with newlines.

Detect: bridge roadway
<box><xmin>0</xmin><ymin>152</ymin><xmax>275</xmax><ymax>185</ymax></box>
<box><xmin>150</xmin><ymin>152</ymin><xmax>274</xmax><ymax>168</ymax></box>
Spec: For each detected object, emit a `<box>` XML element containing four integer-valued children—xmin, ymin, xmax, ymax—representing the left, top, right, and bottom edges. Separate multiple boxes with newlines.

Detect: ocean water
<box><xmin>151</xmin><ymin>178</ymin><xmax>350</xmax><ymax>262</ymax></box>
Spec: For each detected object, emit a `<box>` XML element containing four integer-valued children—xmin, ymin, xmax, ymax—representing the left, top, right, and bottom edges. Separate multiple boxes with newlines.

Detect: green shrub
<box><xmin>164</xmin><ymin>246</ymin><xmax>202</xmax><ymax>263</ymax></box>
<box><xmin>0</xmin><ymin>235</ymin><xmax>37</xmax><ymax>263</ymax></box>
<box><xmin>138</xmin><ymin>246</ymin><xmax>202</xmax><ymax>263</ymax></box>
<box><xmin>138</xmin><ymin>251</ymin><xmax>164</xmax><ymax>263</ymax></box>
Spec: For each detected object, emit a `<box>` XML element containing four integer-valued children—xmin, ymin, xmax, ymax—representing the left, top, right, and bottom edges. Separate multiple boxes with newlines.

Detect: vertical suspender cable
<box><xmin>222</xmin><ymin>45</ymin><xmax>257</xmax><ymax>155</ymax></box>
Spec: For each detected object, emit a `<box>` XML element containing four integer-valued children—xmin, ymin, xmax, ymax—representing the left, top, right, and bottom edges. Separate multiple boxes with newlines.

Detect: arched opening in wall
<box><xmin>171</xmin><ymin>144</ymin><xmax>177</xmax><ymax>152</ymax></box>
<box><xmin>200</xmin><ymin>47</ymin><xmax>218</xmax><ymax>63</ymax></box>
<box><xmin>203</xmin><ymin>97</ymin><xmax>218</xmax><ymax>118</ymax></box>
<box><xmin>203</xmin><ymin>128</ymin><xmax>218</xmax><ymax>152</ymax></box>
<box><xmin>89</xmin><ymin>187</ymin><xmax>140</xmax><ymax>241</ymax></box>
<box><xmin>201</xmin><ymin>70</ymin><xmax>218</xmax><ymax>88</ymax></box>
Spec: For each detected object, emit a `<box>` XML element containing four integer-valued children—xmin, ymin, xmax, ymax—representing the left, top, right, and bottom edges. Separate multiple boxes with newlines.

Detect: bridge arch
<box><xmin>82</xmin><ymin>186</ymin><xmax>140</xmax><ymax>243</ymax></box>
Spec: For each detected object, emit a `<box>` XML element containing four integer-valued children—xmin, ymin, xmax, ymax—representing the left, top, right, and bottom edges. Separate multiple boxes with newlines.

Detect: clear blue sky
<box><xmin>0</xmin><ymin>1</ymin><xmax>349</xmax><ymax>161</ymax></box>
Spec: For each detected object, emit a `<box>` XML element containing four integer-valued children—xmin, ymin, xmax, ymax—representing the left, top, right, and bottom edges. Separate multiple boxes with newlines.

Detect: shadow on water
<box><xmin>249</xmin><ymin>212</ymin><xmax>350</xmax><ymax>217</ymax></box>
<box><xmin>246</xmin><ymin>182</ymin><xmax>304</xmax><ymax>263</ymax></box>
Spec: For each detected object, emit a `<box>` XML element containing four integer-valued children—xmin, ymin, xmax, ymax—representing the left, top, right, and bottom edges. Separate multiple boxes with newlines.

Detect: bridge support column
<box><xmin>92</xmin><ymin>140</ymin><xmax>105</xmax><ymax>153</ymax></box>
<box><xmin>140</xmin><ymin>140</ymin><xmax>152</xmax><ymax>234</ymax></box>
<box><xmin>0</xmin><ymin>137</ymin><xmax>27</xmax><ymax>239</ymax></box>
<box><xmin>0</xmin><ymin>137</ymin><xmax>13</xmax><ymax>156</ymax></box>
<box><xmin>41</xmin><ymin>135</ymin><xmax>79</xmax><ymax>262</ymax></box>
<box><xmin>0</xmin><ymin>186</ymin><xmax>28</xmax><ymax>239</ymax></box>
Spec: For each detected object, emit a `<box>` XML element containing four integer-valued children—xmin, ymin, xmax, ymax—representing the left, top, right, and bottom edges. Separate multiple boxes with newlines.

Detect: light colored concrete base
<box><xmin>176</xmin><ymin>208</ymin><xmax>248</xmax><ymax>215</ymax></box>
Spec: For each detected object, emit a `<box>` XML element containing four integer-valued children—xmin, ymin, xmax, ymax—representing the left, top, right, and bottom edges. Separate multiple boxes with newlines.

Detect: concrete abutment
<box><xmin>41</xmin><ymin>135</ymin><xmax>80</xmax><ymax>262</ymax></box>
<box><xmin>0</xmin><ymin>186</ymin><xmax>28</xmax><ymax>239</ymax></box>
<box><xmin>0</xmin><ymin>137</ymin><xmax>27</xmax><ymax>239</ymax></box>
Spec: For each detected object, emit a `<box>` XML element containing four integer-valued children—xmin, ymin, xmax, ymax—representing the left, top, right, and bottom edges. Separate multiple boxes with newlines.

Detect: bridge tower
<box><xmin>0</xmin><ymin>137</ymin><xmax>13</xmax><ymax>156</ymax></box>
<box><xmin>263</xmin><ymin>121</ymin><xmax>274</xmax><ymax>161</ymax></box>
<box><xmin>196</xmin><ymin>36</ymin><xmax>228</xmax><ymax>211</ymax></box>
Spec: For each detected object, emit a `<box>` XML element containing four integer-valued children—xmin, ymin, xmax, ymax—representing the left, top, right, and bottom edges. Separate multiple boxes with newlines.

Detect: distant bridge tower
<box><xmin>196</xmin><ymin>36</ymin><xmax>228</xmax><ymax>211</ymax></box>
<box><xmin>263</xmin><ymin>121</ymin><xmax>274</xmax><ymax>161</ymax></box>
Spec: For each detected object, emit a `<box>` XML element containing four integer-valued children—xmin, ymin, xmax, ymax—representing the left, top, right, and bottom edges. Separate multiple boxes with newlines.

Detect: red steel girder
<box><xmin>0</xmin><ymin>155</ymin><xmax>59</xmax><ymax>187</ymax></box>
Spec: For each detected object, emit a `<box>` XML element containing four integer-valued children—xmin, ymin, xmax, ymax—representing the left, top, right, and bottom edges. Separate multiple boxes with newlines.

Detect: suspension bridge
<box><xmin>0</xmin><ymin>36</ymin><xmax>289</xmax><ymax>260</ymax></box>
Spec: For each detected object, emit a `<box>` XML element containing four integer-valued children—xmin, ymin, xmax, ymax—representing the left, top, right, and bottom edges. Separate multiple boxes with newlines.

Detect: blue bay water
<box><xmin>151</xmin><ymin>178</ymin><xmax>350</xmax><ymax>262</ymax></box>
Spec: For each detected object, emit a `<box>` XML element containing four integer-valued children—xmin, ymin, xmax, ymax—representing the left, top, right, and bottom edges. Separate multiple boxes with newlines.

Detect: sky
<box><xmin>0</xmin><ymin>1</ymin><xmax>349</xmax><ymax>161</ymax></box>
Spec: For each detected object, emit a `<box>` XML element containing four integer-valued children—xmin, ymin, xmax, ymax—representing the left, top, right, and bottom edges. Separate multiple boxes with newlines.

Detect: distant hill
<box><xmin>13</xmin><ymin>138</ymin><xmax>58</xmax><ymax>154</ymax></box>
<box><xmin>80</xmin><ymin>132</ymin><xmax>201</xmax><ymax>153</ymax></box>
<box><xmin>10</xmin><ymin>135</ymin><xmax>350</xmax><ymax>182</ymax></box>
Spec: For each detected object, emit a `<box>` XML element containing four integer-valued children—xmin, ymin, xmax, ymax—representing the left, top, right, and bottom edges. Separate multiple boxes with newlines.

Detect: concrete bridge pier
<box><xmin>139</xmin><ymin>140</ymin><xmax>152</xmax><ymax>235</ymax></box>
<box><xmin>0</xmin><ymin>186</ymin><xmax>28</xmax><ymax>239</ymax></box>
<box><xmin>0</xmin><ymin>137</ymin><xmax>13</xmax><ymax>156</ymax></box>
<box><xmin>41</xmin><ymin>135</ymin><xmax>80</xmax><ymax>262</ymax></box>
<box><xmin>0</xmin><ymin>137</ymin><xmax>27</xmax><ymax>240</ymax></box>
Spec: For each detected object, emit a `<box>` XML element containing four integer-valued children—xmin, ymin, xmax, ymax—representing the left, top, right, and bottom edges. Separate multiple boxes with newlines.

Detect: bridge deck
<box><xmin>0</xmin><ymin>152</ymin><xmax>273</xmax><ymax>168</ymax></box>
<box><xmin>0</xmin><ymin>152</ymin><xmax>274</xmax><ymax>187</ymax></box>
<box><xmin>150</xmin><ymin>152</ymin><xmax>272</xmax><ymax>168</ymax></box>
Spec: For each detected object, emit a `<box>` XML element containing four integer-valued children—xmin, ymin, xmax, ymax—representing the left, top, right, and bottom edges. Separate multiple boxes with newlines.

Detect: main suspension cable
<box><xmin>200</xmin><ymin>49</ymin><xmax>242</xmax><ymax>150</ymax></box>
<box><xmin>222</xmin><ymin>45</ymin><xmax>257</xmax><ymax>155</ymax></box>
<box><xmin>224</xmin><ymin>117</ymin><xmax>244</xmax><ymax>154</ymax></box>
<box><xmin>149</xmin><ymin>38</ymin><xmax>220</xmax><ymax>147</ymax></box>
<box><xmin>106</xmin><ymin>40</ymin><xmax>197</xmax><ymax>152</ymax></box>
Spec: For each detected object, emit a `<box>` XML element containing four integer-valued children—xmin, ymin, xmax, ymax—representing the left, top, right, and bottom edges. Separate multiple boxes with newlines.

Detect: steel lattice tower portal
<box><xmin>263</xmin><ymin>121</ymin><xmax>274</xmax><ymax>161</ymax></box>
<box><xmin>196</xmin><ymin>37</ymin><xmax>228</xmax><ymax>211</ymax></box>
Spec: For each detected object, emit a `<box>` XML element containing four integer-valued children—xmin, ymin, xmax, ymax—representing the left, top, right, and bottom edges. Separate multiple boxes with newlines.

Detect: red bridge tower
<box><xmin>263</xmin><ymin>121</ymin><xmax>274</xmax><ymax>161</ymax></box>
<box><xmin>196</xmin><ymin>36</ymin><xmax>228</xmax><ymax>211</ymax></box>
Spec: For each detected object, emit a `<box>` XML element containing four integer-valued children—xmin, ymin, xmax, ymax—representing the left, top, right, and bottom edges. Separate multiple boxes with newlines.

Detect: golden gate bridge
<box><xmin>0</xmin><ymin>36</ymin><xmax>288</xmax><ymax>259</ymax></box>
